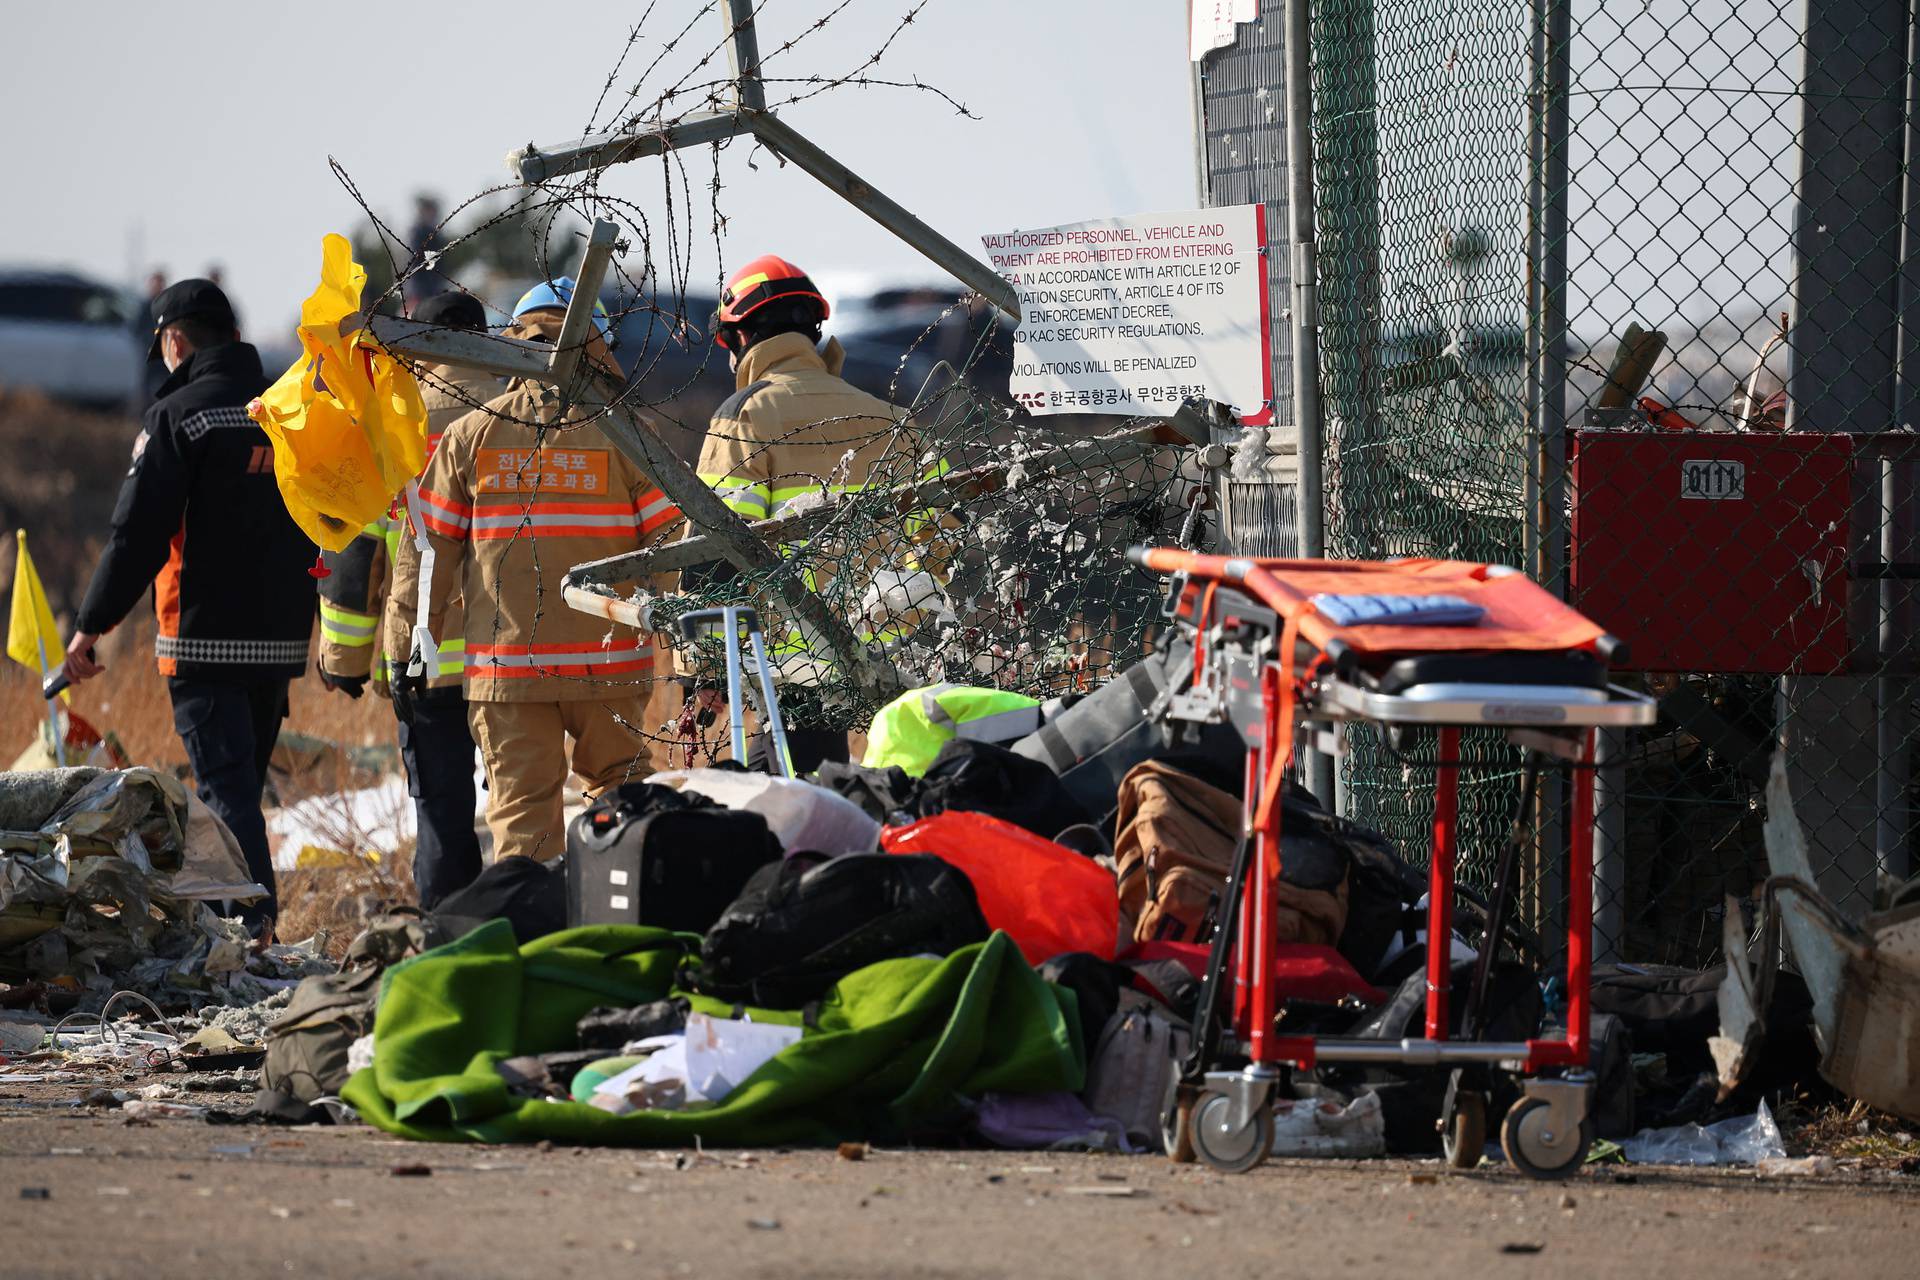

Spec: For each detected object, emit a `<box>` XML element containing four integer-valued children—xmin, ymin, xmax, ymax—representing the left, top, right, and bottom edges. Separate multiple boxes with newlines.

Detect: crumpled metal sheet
<box><xmin>1739</xmin><ymin>752</ymin><xmax>1920</xmax><ymax>1123</ymax></box>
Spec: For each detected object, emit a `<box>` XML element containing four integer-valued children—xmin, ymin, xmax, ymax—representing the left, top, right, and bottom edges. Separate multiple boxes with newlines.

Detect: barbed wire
<box><xmin>318</xmin><ymin>0</ymin><xmax>1192</xmax><ymax>765</ymax></box>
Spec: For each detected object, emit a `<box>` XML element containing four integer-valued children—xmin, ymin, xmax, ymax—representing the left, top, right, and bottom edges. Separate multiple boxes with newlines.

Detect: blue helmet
<box><xmin>512</xmin><ymin>276</ymin><xmax>613</xmax><ymax>344</ymax></box>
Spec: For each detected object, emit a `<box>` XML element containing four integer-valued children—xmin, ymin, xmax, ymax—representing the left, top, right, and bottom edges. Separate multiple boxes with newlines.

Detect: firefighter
<box><xmin>315</xmin><ymin>291</ymin><xmax>495</xmax><ymax>907</ymax></box>
<box><xmin>387</xmin><ymin>279</ymin><xmax>681</xmax><ymax>864</ymax></box>
<box><xmin>62</xmin><ymin>278</ymin><xmax>314</xmax><ymax>932</ymax></box>
<box><xmin>693</xmin><ymin>254</ymin><xmax>947</xmax><ymax>774</ymax></box>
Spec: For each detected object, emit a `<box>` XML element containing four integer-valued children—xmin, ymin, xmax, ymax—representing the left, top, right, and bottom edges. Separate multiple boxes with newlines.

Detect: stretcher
<box><xmin>1127</xmin><ymin>548</ymin><xmax>1658</xmax><ymax>1178</ymax></box>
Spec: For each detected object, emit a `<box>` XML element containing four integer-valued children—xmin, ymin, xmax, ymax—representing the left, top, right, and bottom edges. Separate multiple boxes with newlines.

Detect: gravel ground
<box><xmin>4</xmin><ymin>1082</ymin><xmax>1919</xmax><ymax>1280</ymax></box>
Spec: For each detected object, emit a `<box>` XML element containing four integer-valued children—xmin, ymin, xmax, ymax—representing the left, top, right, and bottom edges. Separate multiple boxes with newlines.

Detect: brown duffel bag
<box><xmin>1112</xmin><ymin>760</ymin><xmax>1349</xmax><ymax>947</ymax></box>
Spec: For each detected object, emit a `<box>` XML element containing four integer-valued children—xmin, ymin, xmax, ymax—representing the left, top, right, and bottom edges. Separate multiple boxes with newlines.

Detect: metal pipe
<box><xmin>745</xmin><ymin>112</ymin><xmax>1021</xmax><ymax>322</ymax></box>
<box><xmin>1527</xmin><ymin>0</ymin><xmax>1574</xmax><ymax>941</ymax></box>
<box><xmin>545</xmin><ymin>220</ymin><xmax>621</xmax><ymax>393</ymax></box>
<box><xmin>1878</xmin><ymin>8</ymin><xmax>1920</xmax><ymax>880</ymax></box>
<box><xmin>1283</xmin><ymin>0</ymin><xmax>1323</xmax><ymax>564</ymax></box>
<box><xmin>367</xmin><ymin>316</ymin><xmax>554</xmax><ymax>380</ymax></box>
<box><xmin>1592</xmin><ymin>726</ymin><xmax>1625</xmax><ymax>964</ymax></box>
<box><xmin>1308</xmin><ymin>1039</ymin><xmax>1537</xmax><ymax>1066</ymax></box>
<box><xmin>1878</xmin><ymin>455</ymin><xmax>1913</xmax><ymax>877</ymax></box>
<box><xmin>1283</xmin><ymin>0</ymin><xmax>1334</xmax><ymax>809</ymax></box>
<box><xmin>509</xmin><ymin>111</ymin><xmax>749</xmax><ymax>185</ymax></box>
<box><xmin>722</xmin><ymin>0</ymin><xmax>766</xmax><ymax>112</ymax></box>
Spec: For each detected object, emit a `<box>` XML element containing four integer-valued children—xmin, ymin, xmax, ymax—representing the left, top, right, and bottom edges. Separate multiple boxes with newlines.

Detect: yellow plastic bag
<box><xmin>247</xmin><ymin>235</ymin><xmax>428</xmax><ymax>551</ymax></box>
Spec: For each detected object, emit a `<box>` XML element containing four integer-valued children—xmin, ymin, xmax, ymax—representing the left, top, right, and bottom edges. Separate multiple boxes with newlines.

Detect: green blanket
<box><xmin>341</xmin><ymin>922</ymin><xmax>1083</xmax><ymax>1145</ymax></box>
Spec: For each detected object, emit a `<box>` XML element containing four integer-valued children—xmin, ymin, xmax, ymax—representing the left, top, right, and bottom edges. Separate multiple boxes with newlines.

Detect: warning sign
<box><xmin>981</xmin><ymin>206</ymin><xmax>1271</xmax><ymax>422</ymax></box>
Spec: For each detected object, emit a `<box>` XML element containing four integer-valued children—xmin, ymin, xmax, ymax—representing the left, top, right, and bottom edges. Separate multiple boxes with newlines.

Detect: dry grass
<box><xmin>275</xmin><ymin>849</ymin><xmax>420</xmax><ymax>962</ymax></box>
<box><xmin>1777</xmin><ymin>1097</ymin><xmax>1920</xmax><ymax>1171</ymax></box>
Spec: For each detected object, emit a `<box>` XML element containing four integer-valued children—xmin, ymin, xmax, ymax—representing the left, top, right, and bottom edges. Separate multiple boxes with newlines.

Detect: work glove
<box><xmin>316</xmin><ymin>666</ymin><xmax>367</xmax><ymax>699</ymax></box>
<box><xmin>389</xmin><ymin>655</ymin><xmax>426</xmax><ymax>725</ymax></box>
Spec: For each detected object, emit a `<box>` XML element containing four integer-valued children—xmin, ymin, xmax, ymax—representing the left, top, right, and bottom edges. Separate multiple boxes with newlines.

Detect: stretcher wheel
<box><xmin>1500</xmin><ymin>1096</ymin><xmax>1591</xmax><ymax>1180</ymax></box>
<box><xmin>1162</xmin><ymin>1089</ymin><xmax>1197</xmax><ymax>1164</ymax></box>
<box><xmin>1441</xmin><ymin>1090</ymin><xmax>1485</xmax><ymax>1170</ymax></box>
<box><xmin>1189</xmin><ymin>1091</ymin><xmax>1272</xmax><ymax>1174</ymax></box>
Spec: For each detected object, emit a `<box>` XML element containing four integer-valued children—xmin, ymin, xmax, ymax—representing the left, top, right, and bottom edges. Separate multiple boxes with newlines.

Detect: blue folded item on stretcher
<box><xmin>1307</xmin><ymin>592</ymin><xmax>1487</xmax><ymax>627</ymax></box>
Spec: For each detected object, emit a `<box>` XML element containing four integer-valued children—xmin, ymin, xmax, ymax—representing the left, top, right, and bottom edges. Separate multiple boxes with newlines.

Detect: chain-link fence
<box><xmin>1197</xmin><ymin>0</ymin><xmax>1919</xmax><ymax>966</ymax></box>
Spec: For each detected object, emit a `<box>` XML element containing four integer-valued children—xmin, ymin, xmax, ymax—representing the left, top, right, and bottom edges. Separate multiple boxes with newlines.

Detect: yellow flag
<box><xmin>7</xmin><ymin>530</ymin><xmax>68</xmax><ymax>702</ymax></box>
<box><xmin>247</xmin><ymin>235</ymin><xmax>429</xmax><ymax>552</ymax></box>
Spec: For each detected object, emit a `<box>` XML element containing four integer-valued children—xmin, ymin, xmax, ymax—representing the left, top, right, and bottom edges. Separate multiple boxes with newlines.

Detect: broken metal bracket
<box><xmin>546</xmin><ymin>218</ymin><xmax>624</xmax><ymax>393</ymax></box>
<box><xmin>505</xmin><ymin>1</ymin><xmax>1019</xmax><ymax>322</ymax></box>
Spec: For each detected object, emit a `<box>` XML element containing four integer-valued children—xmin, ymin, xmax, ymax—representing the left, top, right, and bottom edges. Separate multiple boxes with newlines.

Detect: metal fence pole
<box><xmin>1528</xmin><ymin>0</ymin><xmax>1573</xmax><ymax>935</ymax></box>
<box><xmin>1787</xmin><ymin>0</ymin><xmax>1912</xmax><ymax>911</ymax></box>
<box><xmin>1313</xmin><ymin>0</ymin><xmax>1382</xmax><ymax>820</ymax></box>
<box><xmin>1285</xmin><ymin>0</ymin><xmax>1334</xmax><ymax>806</ymax></box>
<box><xmin>1592</xmin><ymin>727</ymin><xmax>1626</xmax><ymax>963</ymax></box>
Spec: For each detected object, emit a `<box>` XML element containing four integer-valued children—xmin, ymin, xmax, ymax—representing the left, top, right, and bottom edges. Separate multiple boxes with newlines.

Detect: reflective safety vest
<box><xmin>862</xmin><ymin>684</ymin><xmax>1044</xmax><ymax>777</ymax></box>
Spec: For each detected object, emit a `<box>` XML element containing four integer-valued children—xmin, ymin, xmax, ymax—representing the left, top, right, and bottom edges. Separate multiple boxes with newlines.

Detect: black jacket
<box><xmin>76</xmin><ymin>342</ymin><xmax>316</xmax><ymax>682</ymax></box>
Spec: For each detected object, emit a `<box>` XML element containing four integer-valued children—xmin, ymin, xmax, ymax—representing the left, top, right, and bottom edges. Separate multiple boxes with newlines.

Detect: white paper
<box><xmin>593</xmin><ymin>1015</ymin><xmax>802</xmax><ymax>1109</ymax></box>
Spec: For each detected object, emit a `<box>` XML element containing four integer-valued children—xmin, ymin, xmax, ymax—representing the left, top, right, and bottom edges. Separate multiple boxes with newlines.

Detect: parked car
<box><xmin>830</xmin><ymin>284</ymin><xmax>1013</xmax><ymax>406</ymax></box>
<box><xmin>0</xmin><ymin>269</ymin><xmax>143</xmax><ymax>409</ymax></box>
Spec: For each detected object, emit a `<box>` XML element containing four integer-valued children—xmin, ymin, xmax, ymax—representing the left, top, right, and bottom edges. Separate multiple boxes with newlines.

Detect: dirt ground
<box><xmin>3</xmin><ymin>1084</ymin><xmax>1918</xmax><ymax>1280</ymax></box>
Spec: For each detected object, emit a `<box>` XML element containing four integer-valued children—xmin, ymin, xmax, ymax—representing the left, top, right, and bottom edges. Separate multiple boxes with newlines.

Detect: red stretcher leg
<box><xmin>1564</xmin><ymin>729</ymin><xmax>1595</xmax><ymax>1068</ymax></box>
<box><xmin>1425</xmin><ymin>727</ymin><xmax>1461</xmax><ymax>1042</ymax></box>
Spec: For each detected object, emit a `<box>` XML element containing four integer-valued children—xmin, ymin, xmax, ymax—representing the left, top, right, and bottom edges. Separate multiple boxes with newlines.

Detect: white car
<box><xmin>0</xmin><ymin>269</ymin><xmax>143</xmax><ymax>409</ymax></box>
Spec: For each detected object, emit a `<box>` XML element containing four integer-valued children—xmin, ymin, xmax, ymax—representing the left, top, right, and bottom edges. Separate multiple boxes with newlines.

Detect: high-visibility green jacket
<box><xmin>862</xmin><ymin>683</ymin><xmax>1044</xmax><ymax>776</ymax></box>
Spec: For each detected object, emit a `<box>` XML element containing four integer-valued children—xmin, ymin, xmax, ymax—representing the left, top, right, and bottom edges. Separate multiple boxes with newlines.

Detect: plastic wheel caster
<box><xmin>1442</xmin><ymin>1090</ymin><xmax>1486</xmax><ymax>1170</ymax></box>
<box><xmin>1189</xmin><ymin>1090</ymin><xmax>1273</xmax><ymax>1174</ymax></box>
<box><xmin>1163</xmin><ymin>1088</ymin><xmax>1197</xmax><ymax>1164</ymax></box>
<box><xmin>1501</xmin><ymin>1096</ymin><xmax>1591</xmax><ymax>1180</ymax></box>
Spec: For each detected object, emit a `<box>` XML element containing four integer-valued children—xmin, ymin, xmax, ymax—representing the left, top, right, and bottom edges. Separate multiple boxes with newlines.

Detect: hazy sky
<box><xmin>5</xmin><ymin>1</ymin><xmax>1193</xmax><ymax>340</ymax></box>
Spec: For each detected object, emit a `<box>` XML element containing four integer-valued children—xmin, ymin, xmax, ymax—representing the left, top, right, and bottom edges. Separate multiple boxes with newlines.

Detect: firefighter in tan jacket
<box><xmin>387</xmin><ymin>279</ymin><xmax>682</xmax><ymax>863</ymax></box>
<box><xmin>316</xmin><ymin>291</ymin><xmax>495</xmax><ymax>906</ymax></box>
<box><xmin>694</xmin><ymin>255</ymin><xmax>947</xmax><ymax>773</ymax></box>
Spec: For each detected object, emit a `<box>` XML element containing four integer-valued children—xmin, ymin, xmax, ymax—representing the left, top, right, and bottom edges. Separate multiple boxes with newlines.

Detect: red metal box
<box><xmin>1569</xmin><ymin>431</ymin><xmax>1854</xmax><ymax>674</ymax></box>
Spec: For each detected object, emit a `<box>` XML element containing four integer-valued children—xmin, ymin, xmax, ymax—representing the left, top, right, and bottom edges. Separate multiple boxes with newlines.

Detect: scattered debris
<box><xmin>1756</xmin><ymin>1156</ymin><xmax>1836</xmax><ymax>1178</ymax></box>
<box><xmin>390</xmin><ymin>1163</ymin><xmax>432</xmax><ymax>1178</ymax></box>
<box><xmin>1620</xmin><ymin>1100</ymin><xmax>1786</xmax><ymax>1166</ymax></box>
<box><xmin>1062</xmin><ymin>1185</ymin><xmax>1139</xmax><ymax>1197</ymax></box>
<box><xmin>19</xmin><ymin>1187</ymin><xmax>50</xmax><ymax>1200</ymax></box>
<box><xmin>1500</xmin><ymin>1243</ymin><xmax>1545</xmax><ymax>1255</ymax></box>
<box><xmin>746</xmin><ymin>1218</ymin><xmax>782</xmax><ymax>1231</ymax></box>
<box><xmin>837</xmin><ymin>1142</ymin><xmax>868</xmax><ymax>1161</ymax></box>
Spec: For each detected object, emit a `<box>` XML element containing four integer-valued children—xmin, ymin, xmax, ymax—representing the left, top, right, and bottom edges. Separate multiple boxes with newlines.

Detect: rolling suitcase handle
<box><xmin>679</xmin><ymin>605</ymin><xmax>795</xmax><ymax>777</ymax></box>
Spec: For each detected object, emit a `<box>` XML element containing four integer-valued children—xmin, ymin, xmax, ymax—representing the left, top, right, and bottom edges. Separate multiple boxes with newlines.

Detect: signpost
<box><xmin>982</xmin><ymin>206</ymin><xmax>1273</xmax><ymax>422</ymax></box>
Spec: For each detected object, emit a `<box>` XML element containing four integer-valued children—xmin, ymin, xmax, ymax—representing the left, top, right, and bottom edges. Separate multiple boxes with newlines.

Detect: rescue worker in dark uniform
<box><xmin>63</xmin><ymin>279</ymin><xmax>316</xmax><ymax>933</ymax></box>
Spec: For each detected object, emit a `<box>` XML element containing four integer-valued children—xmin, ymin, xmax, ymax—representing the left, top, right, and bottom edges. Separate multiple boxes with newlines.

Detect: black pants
<box><xmin>168</xmin><ymin>677</ymin><xmax>287</xmax><ymax>926</ymax></box>
<box><xmin>748</xmin><ymin>727</ymin><xmax>850</xmax><ymax>777</ymax></box>
<box><xmin>396</xmin><ymin>688</ymin><xmax>481</xmax><ymax>909</ymax></box>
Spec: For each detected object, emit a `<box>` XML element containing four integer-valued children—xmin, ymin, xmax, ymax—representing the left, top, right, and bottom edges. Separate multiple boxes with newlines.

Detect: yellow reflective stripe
<box><xmin>698</xmin><ymin>472</ymin><xmax>772</xmax><ymax>519</ymax></box>
<box><xmin>319</xmin><ymin>602</ymin><xmax>378</xmax><ymax>646</ymax></box>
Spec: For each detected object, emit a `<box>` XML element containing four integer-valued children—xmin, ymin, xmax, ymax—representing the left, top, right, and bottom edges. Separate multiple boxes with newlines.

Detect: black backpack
<box><xmin>811</xmin><ymin>759</ymin><xmax>920</xmax><ymax>828</ymax></box>
<box><xmin>908</xmin><ymin>739</ymin><xmax>1092</xmax><ymax>843</ymax></box>
<box><xmin>566</xmin><ymin>783</ymin><xmax>783</xmax><ymax>934</ymax></box>
<box><xmin>434</xmin><ymin>854</ymin><xmax>568</xmax><ymax>944</ymax></box>
<box><xmin>697</xmin><ymin>854</ymin><xmax>990</xmax><ymax>1008</ymax></box>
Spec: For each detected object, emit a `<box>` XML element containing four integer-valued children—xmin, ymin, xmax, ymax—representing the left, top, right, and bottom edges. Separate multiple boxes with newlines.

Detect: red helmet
<box><xmin>712</xmin><ymin>255</ymin><xmax>829</xmax><ymax>347</ymax></box>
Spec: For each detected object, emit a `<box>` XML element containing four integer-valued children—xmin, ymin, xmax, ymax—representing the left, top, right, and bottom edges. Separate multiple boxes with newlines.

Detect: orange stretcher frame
<box><xmin>1128</xmin><ymin>547</ymin><xmax>1657</xmax><ymax>1177</ymax></box>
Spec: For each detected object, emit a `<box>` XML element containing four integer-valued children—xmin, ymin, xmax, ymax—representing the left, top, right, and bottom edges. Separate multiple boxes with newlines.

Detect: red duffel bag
<box><xmin>879</xmin><ymin>811</ymin><xmax>1120</xmax><ymax>965</ymax></box>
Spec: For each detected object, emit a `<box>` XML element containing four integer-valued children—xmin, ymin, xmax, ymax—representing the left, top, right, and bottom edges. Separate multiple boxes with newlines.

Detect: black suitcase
<box><xmin>565</xmin><ymin>783</ymin><xmax>783</xmax><ymax>933</ymax></box>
